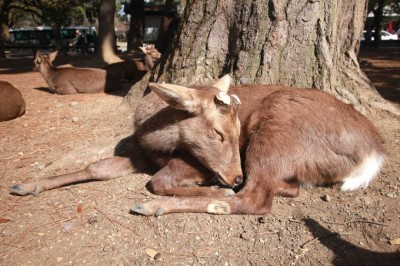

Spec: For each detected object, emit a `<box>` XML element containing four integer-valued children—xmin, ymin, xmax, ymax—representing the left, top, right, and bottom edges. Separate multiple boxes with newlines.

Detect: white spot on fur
<box><xmin>207</xmin><ymin>201</ymin><xmax>231</xmax><ymax>214</ymax></box>
<box><xmin>341</xmin><ymin>153</ymin><xmax>384</xmax><ymax>191</ymax></box>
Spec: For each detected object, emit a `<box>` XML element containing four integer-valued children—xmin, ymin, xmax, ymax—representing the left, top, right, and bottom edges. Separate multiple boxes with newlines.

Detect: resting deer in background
<box><xmin>0</xmin><ymin>81</ymin><xmax>26</xmax><ymax>122</ymax></box>
<box><xmin>104</xmin><ymin>44</ymin><xmax>162</xmax><ymax>82</ymax></box>
<box><xmin>10</xmin><ymin>75</ymin><xmax>385</xmax><ymax>216</ymax></box>
<box><xmin>139</xmin><ymin>44</ymin><xmax>162</xmax><ymax>70</ymax></box>
<box><xmin>34</xmin><ymin>51</ymin><xmax>123</xmax><ymax>94</ymax></box>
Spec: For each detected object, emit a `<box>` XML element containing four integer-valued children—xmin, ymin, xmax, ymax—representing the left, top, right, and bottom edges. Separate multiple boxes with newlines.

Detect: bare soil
<box><xmin>0</xmin><ymin>48</ymin><xmax>399</xmax><ymax>265</ymax></box>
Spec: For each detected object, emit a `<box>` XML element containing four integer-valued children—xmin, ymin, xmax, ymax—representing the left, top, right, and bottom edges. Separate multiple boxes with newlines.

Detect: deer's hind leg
<box><xmin>276</xmin><ymin>179</ymin><xmax>300</xmax><ymax>198</ymax></box>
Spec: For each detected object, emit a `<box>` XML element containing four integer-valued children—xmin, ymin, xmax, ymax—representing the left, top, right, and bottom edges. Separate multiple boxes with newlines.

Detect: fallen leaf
<box><xmin>77</xmin><ymin>203</ymin><xmax>84</xmax><ymax>213</ymax></box>
<box><xmin>145</xmin><ymin>248</ymin><xmax>159</xmax><ymax>259</ymax></box>
<box><xmin>0</xmin><ymin>218</ymin><xmax>11</xmax><ymax>223</ymax></box>
<box><xmin>390</xmin><ymin>238</ymin><xmax>400</xmax><ymax>245</ymax></box>
<box><xmin>300</xmin><ymin>248</ymin><xmax>310</xmax><ymax>253</ymax></box>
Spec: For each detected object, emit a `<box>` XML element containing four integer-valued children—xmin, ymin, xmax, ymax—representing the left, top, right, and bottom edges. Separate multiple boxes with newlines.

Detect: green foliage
<box><xmin>368</xmin><ymin>0</ymin><xmax>400</xmax><ymax>14</ymax></box>
<box><xmin>4</xmin><ymin>0</ymin><xmax>101</xmax><ymax>28</ymax></box>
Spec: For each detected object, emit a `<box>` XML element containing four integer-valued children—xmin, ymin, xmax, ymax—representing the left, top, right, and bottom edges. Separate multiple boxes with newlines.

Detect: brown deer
<box><xmin>10</xmin><ymin>75</ymin><xmax>385</xmax><ymax>216</ymax></box>
<box><xmin>139</xmin><ymin>44</ymin><xmax>162</xmax><ymax>70</ymax></box>
<box><xmin>34</xmin><ymin>51</ymin><xmax>123</xmax><ymax>94</ymax></box>
<box><xmin>0</xmin><ymin>81</ymin><xmax>26</xmax><ymax>122</ymax></box>
<box><xmin>104</xmin><ymin>44</ymin><xmax>161</xmax><ymax>82</ymax></box>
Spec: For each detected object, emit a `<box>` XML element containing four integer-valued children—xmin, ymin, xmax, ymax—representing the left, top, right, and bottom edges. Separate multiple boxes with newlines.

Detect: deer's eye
<box><xmin>214</xmin><ymin>129</ymin><xmax>225</xmax><ymax>142</ymax></box>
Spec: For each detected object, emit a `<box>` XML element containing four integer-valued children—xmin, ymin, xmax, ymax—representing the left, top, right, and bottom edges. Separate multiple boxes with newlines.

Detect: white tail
<box><xmin>341</xmin><ymin>152</ymin><xmax>384</xmax><ymax>191</ymax></box>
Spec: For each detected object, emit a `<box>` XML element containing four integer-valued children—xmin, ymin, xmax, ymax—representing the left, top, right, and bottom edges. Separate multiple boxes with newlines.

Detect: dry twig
<box><xmin>94</xmin><ymin>206</ymin><xmax>142</xmax><ymax>237</ymax></box>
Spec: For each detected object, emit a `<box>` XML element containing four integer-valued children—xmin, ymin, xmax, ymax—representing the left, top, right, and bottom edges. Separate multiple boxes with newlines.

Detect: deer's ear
<box><xmin>35</xmin><ymin>51</ymin><xmax>42</xmax><ymax>63</ymax></box>
<box><xmin>149</xmin><ymin>82</ymin><xmax>200</xmax><ymax>113</ymax></box>
<box><xmin>211</xmin><ymin>74</ymin><xmax>231</xmax><ymax>93</ymax></box>
<box><xmin>49</xmin><ymin>51</ymin><xmax>58</xmax><ymax>62</ymax></box>
<box><xmin>138</xmin><ymin>46</ymin><xmax>146</xmax><ymax>53</ymax></box>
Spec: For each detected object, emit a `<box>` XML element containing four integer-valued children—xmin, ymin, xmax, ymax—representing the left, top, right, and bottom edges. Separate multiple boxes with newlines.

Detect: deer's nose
<box><xmin>232</xmin><ymin>175</ymin><xmax>243</xmax><ymax>188</ymax></box>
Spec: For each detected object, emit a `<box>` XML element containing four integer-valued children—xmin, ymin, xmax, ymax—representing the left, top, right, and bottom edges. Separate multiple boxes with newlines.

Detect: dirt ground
<box><xmin>0</xmin><ymin>47</ymin><xmax>399</xmax><ymax>266</ymax></box>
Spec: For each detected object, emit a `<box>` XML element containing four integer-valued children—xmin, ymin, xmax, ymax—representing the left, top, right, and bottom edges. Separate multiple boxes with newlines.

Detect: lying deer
<box><xmin>104</xmin><ymin>44</ymin><xmax>161</xmax><ymax>82</ymax></box>
<box><xmin>0</xmin><ymin>81</ymin><xmax>26</xmax><ymax>122</ymax></box>
<box><xmin>34</xmin><ymin>51</ymin><xmax>123</xmax><ymax>94</ymax></box>
<box><xmin>139</xmin><ymin>44</ymin><xmax>162</xmax><ymax>70</ymax></box>
<box><xmin>10</xmin><ymin>75</ymin><xmax>385</xmax><ymax>216</ymax></box>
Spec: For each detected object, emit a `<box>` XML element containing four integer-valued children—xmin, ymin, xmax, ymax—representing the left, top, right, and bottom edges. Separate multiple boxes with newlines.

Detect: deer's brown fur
<box><xmin>0</xmin><ymin>81</ymin><xmax>26</xmax><ymax>122</ymax></box>
<box><xmin>104</xmin><ymin>44</ymin><xmax>161</xmax><ymax>82</ymax></box>
<box><xmin>10</xmin><ymin>75</ymin><xmax>385</xmax><ymax>216</ymax></box>
<box><xmin>34</xmin><ymin>51</ymin><xmax>123</xmax><ymax>94</ymax></box>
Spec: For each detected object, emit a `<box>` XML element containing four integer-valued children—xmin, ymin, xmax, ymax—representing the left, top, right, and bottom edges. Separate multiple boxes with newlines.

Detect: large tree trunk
<box><xmin>97</xmin><ymin>0</ymin><xmax>122</xmax><ymax>63</ymax></box>
<box><xmin>0</xmin><ymin>0</ymin><xmax>12</xmax><ymax>59</ymax></box>
<box><xmin>155</xmin><ymin>0</ymin><xmax>175</xmax><ymax>53</ymax></box>
<box><xmin>0</xmin><ymin>22</ymin><xmax>9</xmax><ymax>58</ymax></box>
<box><xmin>127</xmin><ymin>0</ymin><xmax>145</xmax><ymax>51</ymax></box>
<box><xmin>126</xmin><ymin>0</ymin><xmax>399</xmax><ymax>115</ymax></box>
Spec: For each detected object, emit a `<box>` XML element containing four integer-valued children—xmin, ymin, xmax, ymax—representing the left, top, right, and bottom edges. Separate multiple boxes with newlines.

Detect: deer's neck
<box><xmin>134</xmin><ymin>92</ymin><xmax>190</xmax><ymax>154</ymax></box>
<box><xmin>39</xmin><ymin>63</ymin><xmax>58</xmax><ymax>84</ymax></box>
<box><xmin>143</xmin><ymin>53</ymin><xmax>159</xmax><ymax>71</ymax></box>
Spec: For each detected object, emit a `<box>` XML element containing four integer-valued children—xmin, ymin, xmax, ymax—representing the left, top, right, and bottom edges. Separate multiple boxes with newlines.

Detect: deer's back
<box><xmin>50</xmin><ymin>67</ymin><xmax>121</xmax><ymax>94</ymax></box>
<box><xmin>104</xmin><ymin>60</ymin><xmax>147</xmax><ymax>82</ymax></box>
<box><xmin>231</xmin><ymin>85</ymin><xmax>384</xmax><ymax>184</ymax></box>
<box><xmin>0</xmin><ymin>81</ymin><xmax>26</xmax><ymax>121</ymax></box>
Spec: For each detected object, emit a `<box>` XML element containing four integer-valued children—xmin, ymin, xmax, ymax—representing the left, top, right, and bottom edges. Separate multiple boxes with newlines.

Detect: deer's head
<box><xmin>34</xmin><ymin>51</ymin><xmax>57</xmax><ymax>72</ymax></box>
<box><xmin>149</xmin><ymin>75</ymin><xmax>243</xmax><ymax>188</ymax></box>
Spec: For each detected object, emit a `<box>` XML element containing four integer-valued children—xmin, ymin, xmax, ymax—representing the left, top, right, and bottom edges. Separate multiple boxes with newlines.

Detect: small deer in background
<box><xmin>139</xmin><ymin>44</ymin><xmax>161</xmax><ymax>70</ymax></box>
<box><xmin>10</xmin><ymin>75</ymin><xmax>385</xmax><ymax>216</ymax></box>
<box><xmin>104</xmin><ymin>44</ymin><xmax>161</xmax><ymax>82</ymax></box>
<box><xmin>34</xmin><ymin>51</ymin><xmax>123</xmax><ymax>94</ymax></box>
<box><xmin>0</xmin><ymin>81</ymin><xmax>26</xmax><ymax>122</ymax></box>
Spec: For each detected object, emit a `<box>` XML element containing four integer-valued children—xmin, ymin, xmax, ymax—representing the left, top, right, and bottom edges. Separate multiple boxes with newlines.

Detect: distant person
<box><xmin>365</xmin><ymin>27</ymin><xmax>373</xmax><ymax>48</ymax></box>
<box><xmin>86</xmin><ymin>33</ymin><xmax>96</xmax><ymax>54</ymax></box>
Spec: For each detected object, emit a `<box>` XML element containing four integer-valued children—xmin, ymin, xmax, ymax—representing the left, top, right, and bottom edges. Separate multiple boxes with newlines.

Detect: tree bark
<box><xmin>97</xmin><ymin>0</ymin><xmax>122</xmax><ymax>63</ymax></box>
<box><xmin>0</xmin><ymin>22</ymin><xmax>9</xmax><ymax>58</ymax></box>
<box><xmin>126</xmin><ymin>0</ymin><xmax>399</xmax><ymax>115</ymax></box>
<box><xmin>155</xmin><ymin>0</ymin><xmax>175</xmax><ymax>53</ymax></box>
<box><xmin>0</xmin><ymin>0</ymin><xmax>12</xmax><ymax>58</ymax></box>
<box><xmin>127</xmin><ymin>0</ymin><xmax>145</xmax><ymax>51</ymax></box>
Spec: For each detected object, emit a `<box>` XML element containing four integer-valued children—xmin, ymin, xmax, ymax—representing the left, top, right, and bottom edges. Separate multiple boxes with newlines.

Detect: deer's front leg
<box><xmin>147</xmin><ymin>158</ymin><xmax>235</xmax><ymax>197</ymax></box>
<box><xmin>10</xmin><ymin>156</ymin><xmax>135</xmax><ymax>196</ymax></box>
<box><xmin>131</xmin><ymin>178</ymin><xmax>274</xmax><ymax>216</ymax></box>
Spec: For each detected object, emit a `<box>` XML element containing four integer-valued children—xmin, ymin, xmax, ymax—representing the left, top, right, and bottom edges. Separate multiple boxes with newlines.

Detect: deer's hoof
<box><xmin>131</xmin><ymin>202</ymin><xmax>164</xmax><ymax>216</ymax></box>
<box><xmin>10</xmin><ymin>184</ymin><xmax>31</xmax><ymax>196</ymax></box>
<box><xmin>10</xmin><ymin>184</ymin><xmax>40</xmax><ymax>196</ymax></box>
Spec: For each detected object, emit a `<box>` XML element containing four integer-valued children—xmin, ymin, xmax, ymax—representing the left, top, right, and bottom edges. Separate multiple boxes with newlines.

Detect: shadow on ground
<box><xmin>303</xmin><ymin>218</ymin><xmax>400</xmax><ymax>266</ymax></box>
<box><xmin>0</xmin><ymin>51</ymin><xmax>142</xmax><ymax>75</ymax></box>
<box><xmin>359</xmin><ymin>47</ymin><xmax>400</xmax><ymax>104</ymax></box>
